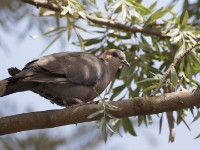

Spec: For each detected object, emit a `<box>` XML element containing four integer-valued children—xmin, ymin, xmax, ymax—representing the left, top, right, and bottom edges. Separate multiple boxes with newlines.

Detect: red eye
<box><xmin>112</xmin><ymin>52</ymin><xmax>118</xmax><ymax>57</ymax></box>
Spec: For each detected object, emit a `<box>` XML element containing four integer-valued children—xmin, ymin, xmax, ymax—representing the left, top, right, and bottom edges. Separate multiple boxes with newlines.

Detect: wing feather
<box><xmin>20</xmin><ymin>52</ymin><xmax>106</xmax><ymax>85</ymax></box>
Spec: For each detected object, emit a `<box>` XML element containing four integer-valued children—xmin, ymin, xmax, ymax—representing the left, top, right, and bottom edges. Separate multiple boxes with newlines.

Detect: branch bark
<box><xmin>1</xmin><ymin>89</ymin><xmax>200</xmax><ymax>136</ymax></box>
<box><xmin>21</xmin><ymin>0</ymin><xmax>165</xmax><ymax>38</ymax></box>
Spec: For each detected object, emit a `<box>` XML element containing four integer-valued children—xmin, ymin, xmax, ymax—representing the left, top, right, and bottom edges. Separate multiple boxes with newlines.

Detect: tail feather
<box><xmin>8</xmin><ymin>67</ymin><xmax>21</xmax><ymax>76</ymax></box>
<box><xmin>0</xmin><ymin>78</ymin><xmax>36</xmax><ymax>97</ymax></box>
<box><xmin>0</xmin><ymin>80</ymin><xmax>8</xmax><ymax>96</ymax></box>
<box><xmin>0</xmin><ymin>67</ymin><xmax>36</xmax><ymax>97</ymax></box>
<box><xmin>0</xmin><ymin>67</ymin><xmax>21</xmax><ymax>96</ymax></box>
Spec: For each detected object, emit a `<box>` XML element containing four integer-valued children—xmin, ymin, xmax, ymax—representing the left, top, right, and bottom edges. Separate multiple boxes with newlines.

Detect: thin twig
<box><xmin>21</xmin><ymin>0</ymin><xmax>61</xmax><ymax>11</ymax></box>
<box><xmin>150</xmin><ymin>41</ymin><xmax>200</xmax><ymax>96</ymax></box>
<box><xmin>21</xmin><ymin>0</ymin><xmax>165</xmax><ymax>38</ymax></box>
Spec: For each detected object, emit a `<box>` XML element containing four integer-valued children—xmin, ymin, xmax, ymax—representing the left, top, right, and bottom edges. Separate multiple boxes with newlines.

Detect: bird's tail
<box><xmin>0</xmin><ymin>79</ymin><xmax>8</xmax><ymax>96</ymax></box>
<box><xmin>0</xmin><ymin>67</ymin><xmax>35</xmax><ymax>97</ymax></box>
<box><xmin>0</xmin><ymin>67</ymin><xmax>20</xmax><ymax>96</ymax></box>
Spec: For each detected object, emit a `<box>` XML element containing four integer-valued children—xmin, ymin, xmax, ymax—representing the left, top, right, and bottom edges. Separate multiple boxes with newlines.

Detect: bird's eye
<box><xmin>112</xmin><ymin>52</ymin><xmax>118</xmax><ymax>57</ymax></box>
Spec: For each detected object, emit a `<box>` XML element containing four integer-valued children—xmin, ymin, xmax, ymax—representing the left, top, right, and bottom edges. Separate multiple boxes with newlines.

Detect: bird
<box><xmin>0</xmin><ymin>49</ymin><xmax>130</xmax><ymax>107</ymax></box>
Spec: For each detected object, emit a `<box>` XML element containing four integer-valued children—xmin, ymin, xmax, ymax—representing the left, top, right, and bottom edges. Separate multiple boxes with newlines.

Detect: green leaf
<box><xmin>78</xmin><ymin>11</ymin><xmax>88</xmax><ymax>21</ymax></box>
<box><xmin>74</xmin><ymin>27</ymin><xmax>85</xmax><ymax>52</ymax></box>
<box><xmin>30</xmin><ymin>27</ymin><xmax>66</xmax><ymax>39</ymax></box>
<box><xmin>178</xmin><ymin>115</ymin><xmax>191</xmax><ymax>131</ymax></box>
<box><xmin>67</xmin><ymin>17</ymin><xmax>72</xmax><ymax>41</ymax></box>
<box><xmin>105</xmin><ymin>112</ymin><xmax>116</xmax><ymax>119</ymax></box>
<box><xmin>126</xmin><ymin>0</ymin><xmax>150</xmax><ymax>13</ymax></box>
<box><xmin>192</xmin><ymin>112</ymin><xmax>200</xmax><ymax>123</ymax></box>
<box><xmin>145</xmin><ymin>7</ymin><xmax>163</xmax><ymax>25</ymax></box>
<box><xmin>181</xmin><ymin>10</ymin><xmax>189</xmax><ymax>27</ymax></box>
<box><xmin>166</xmin><ymin>28</ymin><xmax>180</xmax><ymax>37</ymax></box>
<box><xmin>166</xmin><ymin>112</ymin><xmax>175</xmax><ymax>142</ymax></box>
<box><xmin>170</xmin><ymin>34</ymin><xmax>182</xmax><ymax>44</ymax></box>
<box><xmin>159</xmin><ymin>113</ymin><xmax>163</xmax><ymax>134</ymax></box>
<box><xmin>136</xmin><ymin>77</ymin><xmax>159</xmax><ymax>84</ymax></box>
<box><xmin>174</xmin><ymin>44</ymin><xmax>184</xmax><ymax>58</ymax></box>
<box><xmin>40</xmin><ymin>34</ymin><xmax>62</xmax><ymax>55</ymax></box>
<box><xmin>74</xmin><ymin>25</ymin><xmax>93</xmax><ymax>34</ymax></box>
<box><xmin>101</xmin><ymin>121</ymin><xmax>107</xmax><ymax>143</ymax></box>
<box><xmin>143</xmin><ymin>84</ymin><xmax>157</xmax><ymax>92</ymax></box>
<box><xmin>112</xmin><ymin>119</ymin><xmax>122</xmax><ymax>136</ymax></box>
<box><xmin>175</xmin><ymin>16</ymin><xmax>181</xmax><ymax>25</ymax></box>
<box><xmin>87</xmin><ymin>110</ymin><xmax>104</xmax><ymax>119</ymax></box>
<box><xmin>149</xmin><ymin>1</ymin><xmax>157</xmax><ymax>11</ymax></box>
<box><xmin>61</xmin><ymin>6</ymin><xmax>71</xmax><ymax>15</ymax></box>
<box><xmin>147</xmin><ymin>115</ymin><xmax>152</xmax><ymax>124</ymax></box>
<box><xmin>122</xmin><ymin>2</ymin><xmax>127</xmax><ymax>21</ymax></box>
<box><xmin>145</xmin><ymin>6</ymin><xmax>174</xmax><ymax>25</ymax></box>
<box><xmin>105</xmin><ymin>103</ymin><xmax>122</xmax><ymax>111</ymax></box>
<box><xmin>84</xmin><ymin>38</ymin><xmax>102</xmax><ymax>46</ymax></box>
<box><xmin>87</xmin><ymin>0</ymin><xmax>98</xmax><ymax>9</ymax></box>
<box><xmin>110</xmin><ymin>85</ymin><xmax>125</xmax><ymax>100</ymax></box>
<box><xmin>170</xmin><ymin>66</ymin><xmax>178</xmax><ymax>89</ymax></box>
<box><xmin>195</xmin><ymin>133</ymin><xmax>200</xmax><ymax>139</ymax></box>
<box><xmin>138</xmin><ymin>115</ymin><xmax>148</xmax><ymax>126</ymax></box>
<box><xmin>106</xmin><ymin>123</ymin><xmax>115</xmax><ymax>133</ymax></box>
<box><xmin>122</xmin><ymin>117</ymin><xmax>137</xmax><ymax>136</ymax></box>
<box><xmin>109</xmin><ymin>0</ymin><xmax>122</xmax><ymax>10</ymax></box>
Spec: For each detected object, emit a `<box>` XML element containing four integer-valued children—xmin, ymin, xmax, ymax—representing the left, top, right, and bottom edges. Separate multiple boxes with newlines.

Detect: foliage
<box><xmin>0</xmin><ymin>132</ymin><xmax>66</xmax><ymax>150</ymax></box>
<box><xmin>1</xmin><ymin>0</ymin><xmax>200</xmax><ymax>144</ymax></box>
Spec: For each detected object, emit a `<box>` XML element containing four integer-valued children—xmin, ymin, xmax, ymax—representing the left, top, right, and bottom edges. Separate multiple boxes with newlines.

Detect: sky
<box><xmin>0</xmin><ymin>0</ymin><xmax>200</xmax><ymax>150</ymax></box>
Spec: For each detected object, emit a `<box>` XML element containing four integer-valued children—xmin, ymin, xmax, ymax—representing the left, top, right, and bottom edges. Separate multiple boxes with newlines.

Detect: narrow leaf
<box><xmin>136</xmin><ymin>77</ymin><xmax>159</xmax><ymax>84</ymax></box>
<box><xmin>101</xmin><ymin>121</ymin><xmax>107</xmax><ymax>143</ymax></box>
<box><xmin>159</xmin><ymin>113</ymin><xmax>163</xmax><ymax>134</ymax></box>
<box><xmin>122</xmin><ymin>117</ymin><xmax>137</xmax><ymax>136</ymax></box>
<box><xmin>87</xmin><ymin>110</ymin><xmax>104</xmax><ymax>119</ymax></box>
<box><xmin>166</xmin><ymin>112</ymin><xmax>175</xmax><ymax>143</ymax></box>
<box><xmin>181</xmin><ymin>10</ymin><xmax>189</xmax><ymax>27</ymax></box>
<box><xmin>40</xmin><ymin>34</ymin><xmax>62</xmax><ymax>55</ymax></box>
<box><xmin>195</xmin><ymin>133</ymin><xmax>200</xmax><ymax>139</ymax></box>
<box><xmin>143</xmin><ymin>84</ymin><xmax>157</xmax><ymax>92</ymax></box>
<box><xmin>149</xmin><ymin>1</ymin><xmax>157</xmax><ymax>11</ymax></box>
<box><xmin>106</xmin><ymin>123</ymin><xmax>115</xmax><ymax>133</ymax></box>
<box><xmin>170</xmin><ymin>66</ymin><xmax>178</xmax><ymax>89</ymax></box>
<box><xmin>106</xmin><ymin>103</ymin><xmax>122</xmax><ymax>111</ymax></box>
<box><xmin>74</xmin><ymin>28</ymin><xmax>85</xmax><ymax>52</ymax></box>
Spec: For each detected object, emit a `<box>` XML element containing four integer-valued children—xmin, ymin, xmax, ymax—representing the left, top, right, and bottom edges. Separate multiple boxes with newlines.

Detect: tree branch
<box><xmin>21</xmin><ymin>0</ymin><xmax>61</xmax><ymax>11</ymax></box>
<box><xmin>150</xmin><ymin>41</ymin><xmax>200</xmax><ymax>96</ymax></box>
<box><xmin>21</xmin><ymin>0</ymin><xmax>165</xmax><ymax>38</ymax></box>
<box><xmin>1</xmin><ymin>89</ymin><xmax>200</xmax><ymax>135</ymax></box>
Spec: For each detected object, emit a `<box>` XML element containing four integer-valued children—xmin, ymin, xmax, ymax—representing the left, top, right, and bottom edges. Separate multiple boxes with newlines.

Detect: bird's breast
<box><xmin>94</xmin><ymin>69</ymin><xmax>110</xmax><ymax>95</ymax></box>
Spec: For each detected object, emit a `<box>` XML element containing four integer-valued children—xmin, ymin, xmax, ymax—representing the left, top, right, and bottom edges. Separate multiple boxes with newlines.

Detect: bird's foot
<box><xmin>63</xmin><ymin>98</ymin><xmax>85</xmax><ymax>108</ymax></box>
<box><xmin>63</xmin><ymin>98</ymin><xmax>99</xmax><ymax>108</ymax></box>
<box><xmin>88</xmin><ymin>100</ymin><xmax>99</xmax><ymax>104</ymax></box>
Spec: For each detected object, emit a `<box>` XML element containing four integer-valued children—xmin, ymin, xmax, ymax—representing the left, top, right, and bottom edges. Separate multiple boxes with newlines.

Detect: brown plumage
<box><xmin>0</xmin><ymin>49</ymin><xmax>129</xmax><ymax>107</ymax></box>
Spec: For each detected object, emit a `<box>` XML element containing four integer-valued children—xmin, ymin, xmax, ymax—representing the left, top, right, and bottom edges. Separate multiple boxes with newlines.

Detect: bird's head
<box><xmin>100</xmin><ymin>49</ymin><xmax>130</xmax><ymax>69</ymax></box>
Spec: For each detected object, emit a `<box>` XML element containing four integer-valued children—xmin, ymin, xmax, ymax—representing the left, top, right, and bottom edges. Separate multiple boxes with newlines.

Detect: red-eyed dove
<box><xmin>0</xmin><ymin>49</ymin><xmax>129</xmax><ymax>107</ymax></box>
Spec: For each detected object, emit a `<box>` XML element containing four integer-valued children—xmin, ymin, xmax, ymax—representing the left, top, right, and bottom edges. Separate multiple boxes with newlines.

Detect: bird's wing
<box><xmin>20</xmin><ymin>52</ymin><xmax>106</xmax><ymax>85</ymax></box>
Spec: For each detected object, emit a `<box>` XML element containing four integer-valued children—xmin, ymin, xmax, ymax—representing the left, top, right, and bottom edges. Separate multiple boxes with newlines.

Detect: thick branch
<box><xmin>21</xmin><ymin>0</ymin><xmax>165</xmax><ymax>38</ymax></box>
<box><xmin>1</xmin><ymin>89</ymin><xmax>200</xmax><ymax>135</ymax></box>
<box><xmin>151</xmin><ymin>41</ymin><xmax>200</xmax><ymax>96</ymax></box>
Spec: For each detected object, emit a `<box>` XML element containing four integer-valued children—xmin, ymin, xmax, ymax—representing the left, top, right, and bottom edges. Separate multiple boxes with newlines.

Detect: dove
<box><xmin>0</xmin><ymin>49</ymin><xmax>129</xmax><ymax>107</ymax></box>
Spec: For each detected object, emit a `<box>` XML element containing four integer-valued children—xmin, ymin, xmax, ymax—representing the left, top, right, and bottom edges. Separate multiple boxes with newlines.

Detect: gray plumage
<box><xmin>0</xmin><ymin>49</ymin><xmax>129</xmax><ymax>107</ymax></box>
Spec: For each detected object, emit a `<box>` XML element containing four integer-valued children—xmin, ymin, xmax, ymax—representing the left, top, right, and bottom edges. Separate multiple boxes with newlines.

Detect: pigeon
<box><xmin>0</xmin><ymin>49</ymin><xmax>130</xmax><ymax>107</ymax></box>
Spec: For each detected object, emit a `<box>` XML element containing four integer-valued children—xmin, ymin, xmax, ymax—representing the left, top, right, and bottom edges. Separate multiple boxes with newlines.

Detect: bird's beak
<box><xmin>121</xmin><ymin>60</ymin><xmax>130</xmax><ymax>67</ymax></box>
